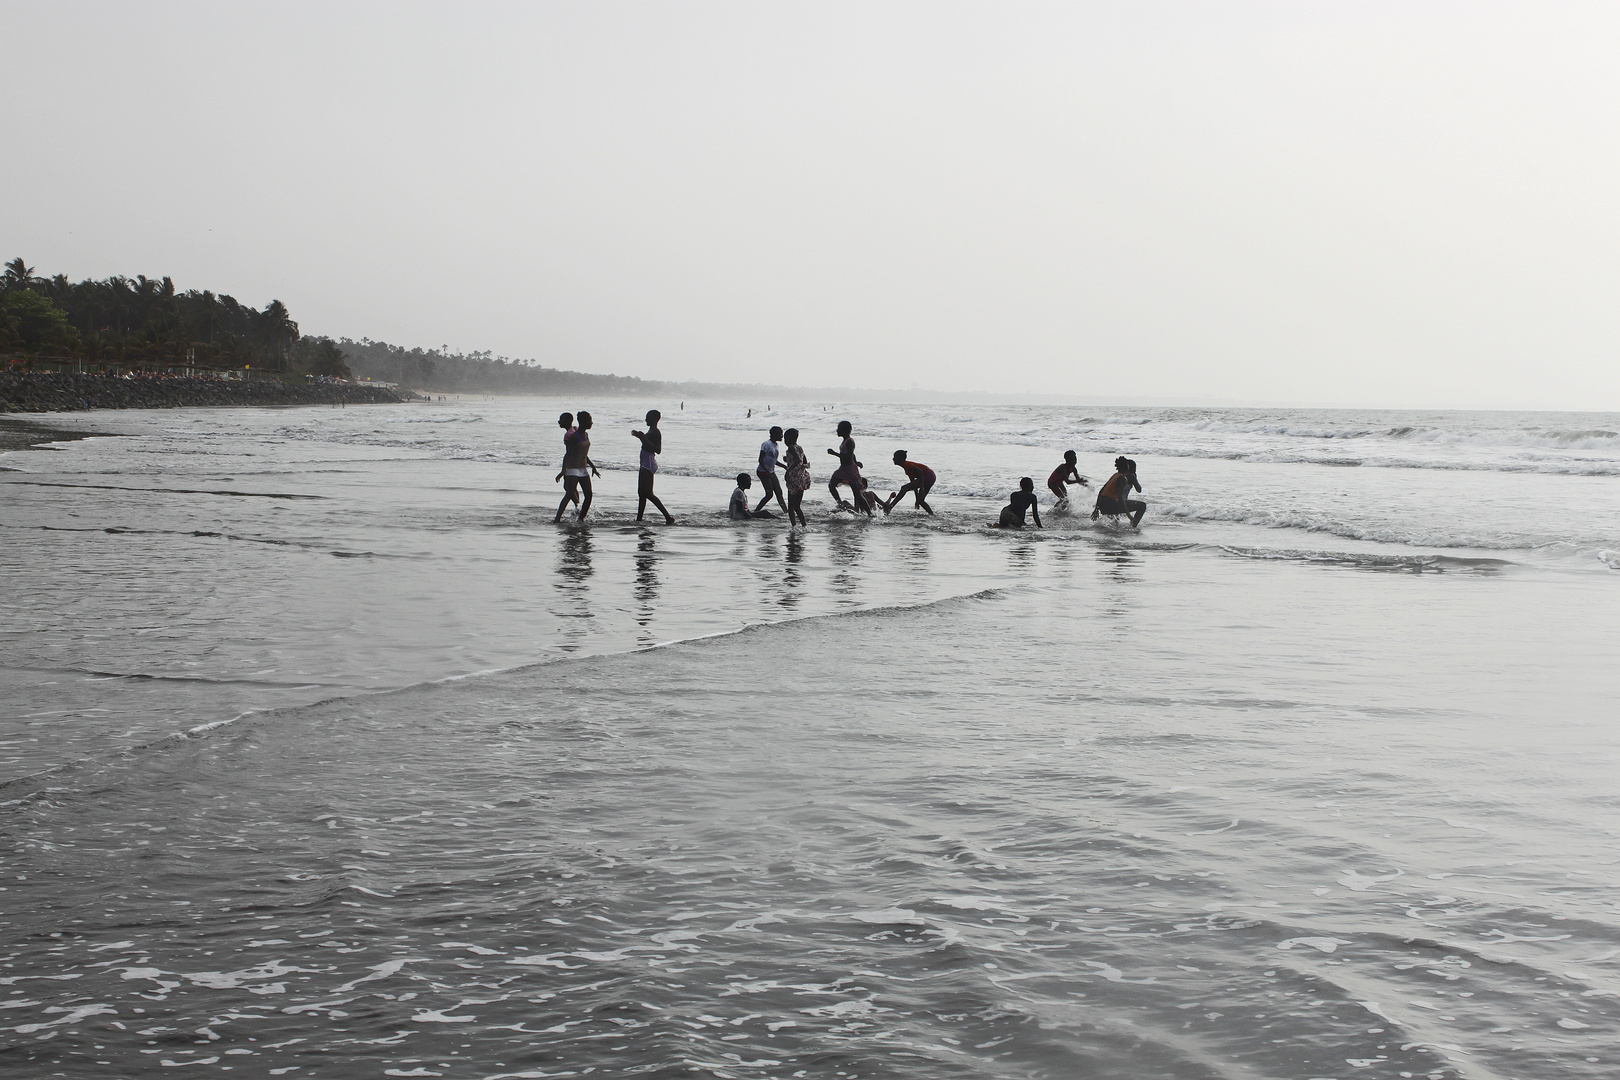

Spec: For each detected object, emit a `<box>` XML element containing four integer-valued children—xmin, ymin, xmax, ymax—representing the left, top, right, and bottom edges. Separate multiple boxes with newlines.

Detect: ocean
<box><xmin>1</xmin><ymin>398</ymin><xmax>1616</xmax><ymax>1080</ymax></box>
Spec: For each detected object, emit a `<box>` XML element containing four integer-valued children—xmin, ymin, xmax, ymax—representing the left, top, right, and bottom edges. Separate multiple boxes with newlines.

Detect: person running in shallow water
<box><xmin>782</xmin><ymin>427</ymin><xmax>810</xmax><ymax>527</ymax></box>
<box><xmin>883</xmin><ymin>450</ymin><xmax>936</xmax><ymax>515</ymax></box>
<box><xmin>755</xmin><ymin>426</ymin><xmax>789</xmax><ymax>515</ymax></box>
<box><xmin>1092</xmin><ymin>456</ymin><xmax>1146</xmax><ymax>527</ymax></box>
<box><xmin>554</xmin><ymin>410</ymin><xmax>600</xmax><ymax>522</ymax></box>
<box><xmin>996</xmin><ymin>476</ymin><xmax>1042</xmax><ymax>529</ymax></box>
<box><xmin>826</xmin><ymin>420</ymin><xmax>872</xmax><ymax>516</ymax></box>
<box><xmin>631</xmin><ymin>410</ymin><xmax>674</xmax><ymax>524</ymax></box>
<box><xmin>1047</xmin><ymin>450</ymin><xmax>1089</xmax><ymax>505</ymax></box>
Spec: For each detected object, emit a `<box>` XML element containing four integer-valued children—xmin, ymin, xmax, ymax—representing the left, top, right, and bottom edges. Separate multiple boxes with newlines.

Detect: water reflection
<box><xmin>552</xmin><ymin>528</ymin><xmax>595</xmax><ymax>650</ymax></box>
<box><xmin>633</xmin><ymin>529</ymin><xmax>660</xmax><ymax>624</ymax></box>
<box><xmin>780</xmin><ymin>530</ymin><xmax>806</xmax><ymax>610</ymax></box>
<box><xmin>1007</xmin><ymin>536</ymin><xmax>1036</xmax><ymax>572</ymax></box>
<box><xmin>1094</xmin><ymin>547</ymin><xmax>1138</xmax><ymax>624</ymax></box>
<box><xmin>825</xmin><ymin>524</ymin><xmax>867</xmax><ymax>597</ymax></box>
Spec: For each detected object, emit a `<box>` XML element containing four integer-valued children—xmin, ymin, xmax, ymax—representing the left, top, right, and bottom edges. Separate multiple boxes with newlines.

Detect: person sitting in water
<box><xmin>996</xmin><ymin>477</ymin><xmax>1042</xmax><ymax>528</ymax></box>
<box><xmin>1092</xmin><ymin>456</ymin><xmax>1146</xmax><ymax>527</ymax></box>
<box><xmin>1047</xmin><ymin>450</ymin><xmax>1089</xmax><ymax>504</ymax></box>
<box><xmin>883</xmin><ymin>450</ymin><xmax>936</xmax><ymax>515</ymax></box>
<box><xmin>826</xmin><ymin>420</ymin><xmax>873</xmax><ymax>516</ymax></box>
<box><xmin>730</xmin><ymin>472</ymin><xmax>775</xmax><ymax>519</ymax></box>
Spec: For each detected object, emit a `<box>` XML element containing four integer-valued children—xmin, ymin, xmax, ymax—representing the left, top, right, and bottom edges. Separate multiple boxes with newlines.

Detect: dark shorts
<box><xmin>998</xmin><ymin>506</ymin><xmax>1024</xmax><ymax>527</ymax></box>
<box><xmin>1097</xmin><ymin>497</ymin><xmax>1142</xmax><ymax>516</ymax></box>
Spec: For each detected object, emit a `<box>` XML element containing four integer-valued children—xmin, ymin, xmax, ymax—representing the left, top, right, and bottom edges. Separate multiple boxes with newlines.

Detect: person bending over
<box><xmin>1047</xmin><ymin>450</ymin><xmax>1089</xmax><ymax>504</ymax></box>
<box><xmin>755</xmin><ymin>426</ymin><xmax>789</xmax><ymax>514</ymax></box>
<box><xmin>730</xmin><ymin>473</ymin><xmax>775</xmax><ymax>520</ymax></box>
<box><xmin>631</xmin><ymin>409</ymin><xmax>675</xmax><ymax>524</ymax></box>
<box><xmin>884</xmin><ymin>450</ymin><xmax>936</xmax><ymax>515</ymax></box>
<box><xmin>997</xmin><ymin>477</ymin><xmax>1042</xmax><ymax>529</ymax></box>
<box><xmin>1092</xmin><ymin>456</ymin><xmax>1145</xmax><ymax>527</ymax></box>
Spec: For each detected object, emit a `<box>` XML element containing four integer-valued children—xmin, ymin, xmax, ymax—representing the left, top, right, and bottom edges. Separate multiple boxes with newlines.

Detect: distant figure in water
<box><xmin>553</xmin><ymin>412</ymin><xmax>580</xmax><ymax>513</ymax></box>
<box><xmin>782</xmin><ymin>427</ymin><xmax>810</xmax><ymax>527</ymax></box>
<box><xmin>755</xmin><ymin>426</ymin><xmax>789</xmax><ymax>515</ymax></box>
<box><xmin>554</xmin><ymin>410</ymin><xmax>600</xmax><ymax>523</ymax></box>
<box><xmin>1093</xmin><ymin>456</ymin><xmax>1146</xmax><ymax>527</ymax></box>
<box><xmin>730</xmin><ymin>472</ymin><xmax>775</xmax><ymax>519</ymax></box>
<box><xmin>827</xmin><ymin>420</ymin><xmax>872</xmax><ymax>516</ymax></box>
<box><xmin>1047</xmin><ymin>450</ymin><xmax>1089</xmax><ymax>505</ymax></box>
<box><xmin>996</xmin><ymin>477</ymin><xmax>1042</xmax><ymax>529</ymax></box>
<box><xmin>884</xmin><ymin>450</ymin><xmax>936</xmax><ymax>515</ymax></box>
<box><xmin>631</xmin><ymin>409</ymin><xmax>674</xmax><ymax>524</ymax></box>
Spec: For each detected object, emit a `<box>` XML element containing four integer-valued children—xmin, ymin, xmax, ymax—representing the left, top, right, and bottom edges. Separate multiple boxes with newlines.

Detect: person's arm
<box><xmin>632</xmin><ymin>430</ymin><xmax>648</xmax><ymax>448</ymax></box>
<box><xmin>826</xmin><ymin>447</ymin><xmax>839</xmax><ymax>457</ymax></box>
<box><xmin>586</xmin><ymin>455</ymin><xmax>601</xmax><ymax>477</ymax></box>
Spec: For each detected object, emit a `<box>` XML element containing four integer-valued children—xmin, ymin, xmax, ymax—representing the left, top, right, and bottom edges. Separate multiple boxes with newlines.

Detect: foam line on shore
<box><xmin>0</xmin><ymin>586</ymin><xmax>1015</xmax><ymax>801</ymax></box>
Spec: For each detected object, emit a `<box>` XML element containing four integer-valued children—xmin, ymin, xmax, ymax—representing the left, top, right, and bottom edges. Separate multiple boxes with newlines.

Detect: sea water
<box><xmin>0</xmin><ymin>398</ymin><xmax>1616</xmax><ymax>1079</ymax></box>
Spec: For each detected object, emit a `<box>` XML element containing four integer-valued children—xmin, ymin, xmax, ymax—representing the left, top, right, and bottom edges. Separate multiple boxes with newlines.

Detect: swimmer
<box><xmin>883</xmin><ymin>450</ymin><xmax>936</xmax><ymax>515</ymax></box>
<box><xmin>1092</xmin><ymin>456</ymin><xmax>1146</xmax><ymax>527</ymax></box>
<box><xmin>995</xmin><ymin>477</ymin><xmax>1042</xmax><ymax>529</ymax></box>
<box><xmin>1047</xmin><ymin>450</ymin><xmax>1089</xmax><ymax>504</ymax></box>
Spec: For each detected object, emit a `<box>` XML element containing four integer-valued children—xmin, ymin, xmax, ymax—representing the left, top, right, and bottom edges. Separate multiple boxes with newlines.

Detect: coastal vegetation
<box><xmin>2</xmin><ymin>256</ymin><xmax>801</xmax><ymax>398</ymax></box>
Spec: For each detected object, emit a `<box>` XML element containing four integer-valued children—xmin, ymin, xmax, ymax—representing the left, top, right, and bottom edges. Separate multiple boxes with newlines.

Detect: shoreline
<box><xmin>0</xmin><ymin>371</ymin><xmax>406</xmax><ymax>414</ymax></box>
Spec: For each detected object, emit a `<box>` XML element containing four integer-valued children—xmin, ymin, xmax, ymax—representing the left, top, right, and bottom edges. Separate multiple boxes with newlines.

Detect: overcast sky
<box><xmin>4</xmin><ymin>2</ymin><xmax>1617</xmax><ymax>409</ymax></box>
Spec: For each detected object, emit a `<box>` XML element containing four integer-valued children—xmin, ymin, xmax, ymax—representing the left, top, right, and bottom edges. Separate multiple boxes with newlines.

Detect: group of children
<box><xmin>552</xmin><ymin>409</ymin><xmax>1146</xmax><ymax>529</ymax></box>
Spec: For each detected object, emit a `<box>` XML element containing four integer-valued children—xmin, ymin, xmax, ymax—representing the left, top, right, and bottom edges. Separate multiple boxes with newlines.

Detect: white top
<box><xmin>758</xmin><ymin>439</ymin><xmax>779</xmax><ymax>472</ymax></box>
<box><xmin>729</xmin><ymin>486</ymin><xmax>750</xmax><ymax>519</ymax></box>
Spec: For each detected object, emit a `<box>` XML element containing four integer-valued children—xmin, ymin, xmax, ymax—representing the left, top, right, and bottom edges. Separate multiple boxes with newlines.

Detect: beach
<box><xmin>2</xmin><ymin>398</ymin><xmax>1617</xmax><ymax>1079</ymax></box>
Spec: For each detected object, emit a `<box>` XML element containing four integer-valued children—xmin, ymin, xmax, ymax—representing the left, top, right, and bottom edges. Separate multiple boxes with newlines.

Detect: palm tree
<box><xmin>3</xmin><ymin>258</ymin><xmax>36</xmax><ymax>293</ymax></box>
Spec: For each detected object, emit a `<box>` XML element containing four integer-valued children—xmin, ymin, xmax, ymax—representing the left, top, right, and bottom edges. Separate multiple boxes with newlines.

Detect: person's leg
<box><xmin>788</xmin><ymin>488</ymin><xmax>804</xmax><ymax>526</ymax></box>
<box><xmin>1128</xmin><ymin>499</ymin><xmax>1146</xmax><ymax>527</ymax></box>
<box><xmin>884</xmin><ymin>482</ymin><xmax>911</xmax><ymax>514</ymax></box>
<box><xmin>769</xmin><ymin>474</ymin><xmax>788</xmax><ymax>512</ymax></box>
<box><xmin>755</xmin><ymin>471</ymin><xmax>772</xmax><ymax>513</ymax></box>
<box><xmin>577</xmin><ymin>477</ymin><xmax>593</xmax><ymax>520</ymax></box>
<box><xmin>555</xmin><ymin>477</ymin><xmax>578</xmax><ymax>522</ymax></box>
<box><xmin>1048</xmin><ymin>482</ymin><xmax>1066</xmax><ymax>502</ymax></box>
<box><xmin>917</xmin><ymin>480</ymin><xmax>934</xmax><ymax>515</ymax></box>
<box><xmin>636</xmin><ymin>470</ymin><xmax>650</xmax><ymax>521</ymax></box>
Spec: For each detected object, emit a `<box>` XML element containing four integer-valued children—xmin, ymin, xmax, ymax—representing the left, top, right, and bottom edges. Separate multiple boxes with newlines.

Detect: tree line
<box><xmin>2</xmin><ymin>256</ymin><xmax>813</xmax><ymax>399</ymax></box>
<box><xmin>1</xmin><ymin>257</ymin><xmax>349</xmax><ymax>378</ymax></box>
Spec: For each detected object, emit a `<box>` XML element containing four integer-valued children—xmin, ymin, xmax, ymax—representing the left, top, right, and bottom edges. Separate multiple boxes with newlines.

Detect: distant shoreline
<box><xmin>0</xmin><ymin>372</ymin><xmax>405</xmax><ymax>415</ymax></box>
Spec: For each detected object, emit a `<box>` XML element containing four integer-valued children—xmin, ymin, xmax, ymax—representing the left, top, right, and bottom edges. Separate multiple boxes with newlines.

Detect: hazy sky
<box><xmin>5</xmin><ymin>2</ymin><xmax>1617</xmax><ymax>409</ymax></box>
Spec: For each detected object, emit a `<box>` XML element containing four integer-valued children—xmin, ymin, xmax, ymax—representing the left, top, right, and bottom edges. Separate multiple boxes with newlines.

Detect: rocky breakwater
<box><xmin>1</xmin><ymin>372</ymin><xmax>406</xmax><ymax>413</ymax></box>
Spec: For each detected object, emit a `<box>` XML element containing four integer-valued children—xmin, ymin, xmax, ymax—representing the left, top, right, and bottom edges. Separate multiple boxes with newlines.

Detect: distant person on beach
<box><xmin>755</xmin><ymin>426</ymin><xmax>789</xmax><ymax>515</ymax></box>
<box><xmin>827</xmin><ymin>420</ymin><xmax>872</xmax><ymax>516</ymax></box>
<box><xmin>884</xmin><ymin>450</ymin><xmax>936</xmax><ymax>515</ymax></box>
<box><xmin>1047</xmin><ymin>451</ymin><xmax>1089</xmax><ymax>504</ymax></box>
<box><xmin>631</xmin><ymin>410</ymin><xmax>674</xmax><ymax>525</ymax></box>
<box><xmin>730</xmin><ymin>472</ymin><xmax>775</xmax><ymax>519</ymax></box>
<box><xmin>554</xmin><ymin>410</ymin><xmax>600</xmax><ymax>523</ymax></box>
<box><xmin>1092</xmin><ymin>456</ymin><xmax>1146</xmax><ymax>527</ymax></box>
<box><xmin>782</xmin><ymin>427</ymin><xmax>810</xmax><ymax>527</ymax></box>
<box><xmin>996</xmin><ymin>477</ymin><xmax>1042</xmax><ymax>529</ymax></box>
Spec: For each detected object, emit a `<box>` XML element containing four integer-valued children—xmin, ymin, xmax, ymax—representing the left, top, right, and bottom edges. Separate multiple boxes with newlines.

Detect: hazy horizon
<box><xmin>5</xmin><ymin>2</ymin><xmax>1617</xmax><ymax>411</ymax></box>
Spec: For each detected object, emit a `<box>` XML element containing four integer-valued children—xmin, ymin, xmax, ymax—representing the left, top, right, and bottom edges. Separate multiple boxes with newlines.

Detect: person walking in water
<box><xmin>826</xmin><ymin>420</ymin><xmax>872</xmax><ymax>516</ymax></box>
<box><xmin>553</xmin><ymin>413</ymin><xmax>579</xmax><ymax>513</ymax></box>
<box><xmin>1047</xmin><ymin>450</ymin><xmax>1088</xmax><ymax>506</ymax></box>
<box><xmin>1092</xmin><ymin>456</ymin><xmax>1146</xmax><ymax>527</ymax></box>
<box><xmin>883</xmin><ymin>450</ymin><xmax>936</xmax><ymax>515</ymax></box>
<box><xmin>554</xmin><ymin>410</ymin><xmax>600</xmax><ymax>523</ymax></box>
<box><xmin>996</xmin><ymin>477</ymin><xmax>1042</xmax><ymax>529</ymax></box>
<box><xmin>782</xmin><ymin>427</ymin><xmax>810</xmax><ymax>527</ymax></box>
<box><xmin>755</xmin><ymin>426</ymin><xmax>789</xmax><ymax>515</ymax></box>
<box><xmin>631</xmin><ymin>409</ymin><xmax>674</xmax><ymax>524</ymax></box>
